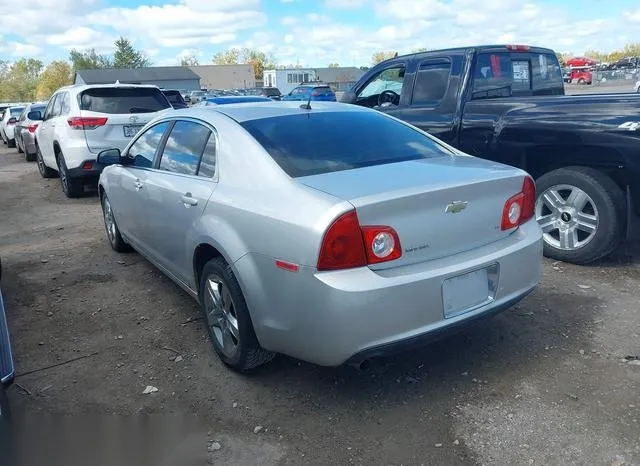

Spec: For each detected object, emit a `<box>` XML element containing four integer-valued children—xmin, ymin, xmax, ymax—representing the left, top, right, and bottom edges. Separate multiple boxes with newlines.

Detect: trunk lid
<box><xmin>299</xmin><ymin>156</ymin><xmax>526</xmax><ymax>269</ymax></box>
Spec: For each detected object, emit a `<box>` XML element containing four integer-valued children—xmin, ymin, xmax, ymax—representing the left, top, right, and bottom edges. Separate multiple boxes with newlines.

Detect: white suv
<box><xmin>35</xmin><ymin>84</ymin><xmax>172</xmax><ymax>197</ymax></box>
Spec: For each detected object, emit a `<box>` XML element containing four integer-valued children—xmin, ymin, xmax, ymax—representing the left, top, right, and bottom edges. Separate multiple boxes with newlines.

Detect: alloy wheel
<box><xmin>203</xmin><ymin>274</ymin><xmax>240</xmax><ymax>358</ymax></box>
<box><xmin>36</xmin><ymin>148</ymin><xmax>45</xmax><ymax>175</ymax></box>
<box><xmin>102</xmin><ymin>197</ymin><xmax>117</xmax><ymax>246</ymax></box>
<box><xmin>535</xmin><ymin>184</ymin><xmax>599</xmax><ymax>251</ymax></box>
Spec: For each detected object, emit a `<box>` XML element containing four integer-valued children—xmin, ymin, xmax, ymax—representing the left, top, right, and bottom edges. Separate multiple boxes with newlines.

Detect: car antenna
<box><xmin>300</xmin><ymin>93</ymin><xmax>312</xmax><ymax>110</ymax></box>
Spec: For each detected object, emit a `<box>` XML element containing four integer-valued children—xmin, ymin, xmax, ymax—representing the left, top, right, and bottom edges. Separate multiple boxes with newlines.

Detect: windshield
<box><xmin>79</xmin><ymin>88</ymin><xmax>171</xmax><ymax>114</ymax></box>
<box><xmin>241</xmin><ymin>111</ymin><xmax>450</xmax><ymax>178</ymax></box>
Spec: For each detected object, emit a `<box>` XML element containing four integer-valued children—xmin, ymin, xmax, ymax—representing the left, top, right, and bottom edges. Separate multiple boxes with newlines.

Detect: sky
<box><xmin>0</xmin><ymin>0</ymin><xmax>638</xmax><ymax>68</ymax></box>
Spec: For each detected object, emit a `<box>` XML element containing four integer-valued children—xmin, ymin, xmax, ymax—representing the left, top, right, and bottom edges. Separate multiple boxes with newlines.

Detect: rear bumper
<box><xmin>66</xmin><ymin>159</ymin><xmax>106</xmax><ymax>179</ymax></box>
<box><xmin>0</xmin><ymin>289</ymin><xmax>15</xmax><ymax>387</ymax></box>
<box><xmin>235</xmin><ymin>219</ymin><xmax>543</xmax><ymax>366</ymax></box>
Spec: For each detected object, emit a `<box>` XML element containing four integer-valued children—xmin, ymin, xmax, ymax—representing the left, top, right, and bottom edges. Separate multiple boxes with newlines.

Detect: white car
<box><xmin>0</xmin><ymin>105</ymin><xmax>26</xmax><ymax>148</ymax></box>
<box><xmin>35</xmin><ymin>84</ymin><xmax>172</xmax><ymax>197</ymax></box>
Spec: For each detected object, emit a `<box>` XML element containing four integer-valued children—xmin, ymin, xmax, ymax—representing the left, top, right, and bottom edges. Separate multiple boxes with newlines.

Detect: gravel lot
<box><xmin>1</xmin><ymin>144</ymin><xmax>639</xmax><ymax>465</ymax></box>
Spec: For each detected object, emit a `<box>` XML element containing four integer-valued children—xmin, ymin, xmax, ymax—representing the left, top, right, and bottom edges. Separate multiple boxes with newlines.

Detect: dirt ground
<box><xmin>1</xmin><ymin>145</ymin><xmax>639</xmax><ymax>465</ymax></box>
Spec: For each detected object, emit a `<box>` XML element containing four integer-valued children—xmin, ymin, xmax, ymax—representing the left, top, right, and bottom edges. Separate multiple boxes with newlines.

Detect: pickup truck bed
<box><xmin>343</xmin><ymin>45</ymin><xmax>640</xmax><ymax>264</ymax></box>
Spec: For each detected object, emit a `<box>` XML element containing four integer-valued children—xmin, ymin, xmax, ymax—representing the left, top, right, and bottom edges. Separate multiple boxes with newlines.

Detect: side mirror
<box><xmin>97</xmin><ymin>148</ymin><xmax>122</xmax><ymax>166</ymax></box>
<box><xmin>7</xmin><ymin>117</ymin><xmax>17</xmax><ymax>124</ymax></box>
<box><xmin>27</xmin><ymin>111</ymin><xmax>42</xmax><ymax>121</ymax></box>
<box><xmin>340</xmin><ymin>91</ymin><xmax>356</xmax><ymax>104</ymax></box>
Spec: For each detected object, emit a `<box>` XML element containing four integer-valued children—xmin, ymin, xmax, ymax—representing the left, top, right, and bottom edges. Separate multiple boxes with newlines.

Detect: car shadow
<box><xmin>247</xmin><ymin>289</ymin><xmax>601</xmax><ymax>403</ymax></box>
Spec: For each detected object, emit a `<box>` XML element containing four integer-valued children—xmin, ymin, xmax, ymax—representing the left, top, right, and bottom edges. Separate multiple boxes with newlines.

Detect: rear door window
<box><xmin>472</xmin><ymin>51</ymin><xmax>563</xmax><ymax>98</ymax></box>
<box><xmin>240</xmin><ymin>111</ymin><xmax>451</xmax><ymax>178</ymax></box>
<box><xmin>79</xmin><ymin>87</ymin><xmax>171</xmax><ymax>114</ymax></box>
<box><xmin>158</xmin><ymin>120</ymin><xmax>211</xmax><ymax>176</ymax></box>
<box><xmin>411</xmin><ymin>60</ymin><xmax>451</xmax><ymax>105</ymax></box>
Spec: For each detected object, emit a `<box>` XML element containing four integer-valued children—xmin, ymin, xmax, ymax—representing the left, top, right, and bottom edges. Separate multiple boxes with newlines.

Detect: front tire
<box><xmin>57</xmin><ymin>153</ymin><xmax>83</xmax><ymax>198</ymax></box>
<box><xmin>199</xmin><ymin>257</ymin><xmax>274</xmax><ymax>372</ymax></box>
<box><xmin>534</xmin><ymin>167</ymin><xmax>626</xmax><ymax>264</ymax></box>
<box><xmin>101</xmin><ymin>194</ymin><xmax>131</xmax><ymax>253</ymax></box>
<box><xmin>36</xmin><ymin>145</ymin><xmax>58</xmax><ymax>178</ymax></box>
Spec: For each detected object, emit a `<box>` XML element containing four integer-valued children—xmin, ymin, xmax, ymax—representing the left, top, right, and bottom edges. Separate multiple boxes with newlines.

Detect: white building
<box><xmin>263</xmin><ymin>68</ymin><xmax>318</xmax><ymax>95</ymax></box>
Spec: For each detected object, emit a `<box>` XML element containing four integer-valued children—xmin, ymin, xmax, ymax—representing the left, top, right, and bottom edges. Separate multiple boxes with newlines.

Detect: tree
<box><xmin>180</xmin><ymin>55</ymin><xmax>199</xmax><ymax>66</ymax></box>
<box><xmin>36</xmin><ymin>61</ymin><xmax>73</xmax><ymax>99</ymax></box>
<box><xmin>213</xmin><ymin>47</ymin><xmax>277</xmax><ymax>80</ymax></box>
<box><xmin>212</xmin><ymin>48</ymin><xmax>242</xmax><ymax>65</ymax></box>
<box><xmin>371</xmin><ymin>51</ymin><xmax>397</xmax><ymax>65</ymax></box>
<box><xmin>328</xmin><ymin>63</ymin><xmax>340</xmax><ymax>68</ymax></box>
<box><xmin>113</xmin><ymin>36</ymin><xmax>150</xmax><ymax>68</ymax></box>
<box><xmin>69</xmin><ymin>48</ymin><xmax>112</xmax><ymax>71</ymax></box>
<box><xmin>0</xmin><ymin>58</ymin><xmax>43</xmax><ymax>101</ymax></box>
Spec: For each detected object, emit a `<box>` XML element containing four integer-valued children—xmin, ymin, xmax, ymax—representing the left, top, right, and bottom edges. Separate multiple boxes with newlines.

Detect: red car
<box><xmin>569</xmin><ymin>67</ymin><xmax>592</xmax><ymax>84</ymax></box>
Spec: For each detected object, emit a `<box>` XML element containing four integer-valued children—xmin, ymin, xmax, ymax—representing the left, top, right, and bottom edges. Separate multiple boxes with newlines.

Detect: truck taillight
<box><xmin>67</xmin><ymin>117</ymin><xmax>108</xmax><ymax>130</ymax></box>
<box><xmin>317</xmin><ymin>210</ymin><xmax>402</xmax><ymax>271</ymax></box>
<box><xmin>501</xmin><ymin>176</ymin><xmax>536</xmax><ymax>230</ymax></box>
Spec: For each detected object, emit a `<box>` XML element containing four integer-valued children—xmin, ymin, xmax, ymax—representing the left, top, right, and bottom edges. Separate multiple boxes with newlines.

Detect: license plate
<box><xmin>442</xmin><ymin>268</ymin><xmax>490</xmax><ymax>318</ymax></box>
<box><xmin>123</xmin><ymin>125</ymin><xmax>143</xmax><ymax>137</ymax></box>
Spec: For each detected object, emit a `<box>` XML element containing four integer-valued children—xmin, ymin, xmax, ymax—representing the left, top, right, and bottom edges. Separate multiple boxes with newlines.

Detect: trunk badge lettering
<box><xmin>445</xmin><ymin>201</ymin><xmax>468</xmax><ymax>214</ymax></box>
<box><xmin>129</xmin><ymin>116</ymin><xmax>140</xmax><ymax>123</ymax></box>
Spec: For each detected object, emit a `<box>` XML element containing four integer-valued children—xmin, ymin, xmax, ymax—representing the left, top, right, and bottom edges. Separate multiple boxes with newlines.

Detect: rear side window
<box><xmin>79</xmin><ymin>88</ymin><xmax>171</xmax><ymax>114</ymax></box>
<box><xmin>412</xmin><ymin>60</ymin><xmax>451</xmax><ymax>105</ymax></box>
<box><xmin>159</xmin><ymin>121</ymin><xmax>211</xmax><ymax>176</ymax></box>
<box><xmin>473</xmin><ymin>52</ymin><xmax>563</xmax><ymax>98</ymax></box>
<box><xmin>314</xmin><ymin>86</ymin><xmax>333</xmax><ymax>95</ymax></box>
<box><xmin>241</xmin><ymin>111</ymin><xmax>450</xmax><ymax>178</ymax></box>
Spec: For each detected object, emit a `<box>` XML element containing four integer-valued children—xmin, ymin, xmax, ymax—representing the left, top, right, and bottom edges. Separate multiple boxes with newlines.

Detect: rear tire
<box><xmin>36</xmin><ymin>145</ymin><xmax>57</xmax><ymax>178</ymax></box>
<box><xmin>199</xmin><ymin>257</ymin><xmax>275</xmax><ymax>372</ymax></box>
<box><xmin>534</xmin><ymin>167</ymin><xmax>626</xmax><ymax>264</ymax></box>
<box><xmin>57</xmin><ymin>152</ymin><xmax>83</xmax><ymax>198</ymax></box>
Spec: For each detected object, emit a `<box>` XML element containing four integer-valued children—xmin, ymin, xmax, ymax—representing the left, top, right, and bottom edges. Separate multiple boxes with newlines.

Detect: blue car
<box><xmin>196</xmin><ymin>96</ymin><xmax>273</xmax><ymax>106</ymax></box>
<box><xmin>0</xmin><ymin>258</ymin><xmax>15</xmax><ymax>418</ymax></box>
<box><xmin>282</xmin><ymin>85</ymin><xmax>336</xmax><ymax>102</ymax></box>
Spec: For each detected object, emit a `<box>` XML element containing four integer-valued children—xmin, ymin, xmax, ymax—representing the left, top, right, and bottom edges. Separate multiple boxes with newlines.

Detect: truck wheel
<box><xmin>534</xmin><ymin>167</ymin><xmax>626</xmax><ymax>264</ymax></box>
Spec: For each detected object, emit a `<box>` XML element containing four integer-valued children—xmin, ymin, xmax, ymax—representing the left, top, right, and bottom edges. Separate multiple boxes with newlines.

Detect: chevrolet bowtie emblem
<box><xmin>445</xmin><ymin>201</ymin><xmax>468</xmax><ymax>214</ymax></box>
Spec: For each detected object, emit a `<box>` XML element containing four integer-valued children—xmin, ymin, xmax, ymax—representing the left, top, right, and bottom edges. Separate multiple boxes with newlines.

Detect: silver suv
<box><xmin>35</xmin><ymin>84</ymin><xmax>172</xmax><ymax>197</ymax></box>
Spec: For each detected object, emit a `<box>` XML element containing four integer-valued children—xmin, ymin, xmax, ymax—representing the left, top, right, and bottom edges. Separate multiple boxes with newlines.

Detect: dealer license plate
<box><xmin>442</xmin><ymin>267</ymin><xmax>490</xmax><ymax>318</ymax></box>
<box><xmin>123</xmin><ymin>125</ymin><xmax>143</xmax><ymax>137</ymax></box>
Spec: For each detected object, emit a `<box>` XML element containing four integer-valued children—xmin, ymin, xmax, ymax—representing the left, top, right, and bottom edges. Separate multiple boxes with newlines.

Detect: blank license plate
<box><xmin>123</xmin><ymin>125</ymin><xmax>143</xmax><ymax>137</ymax></box>
<box><xmin>442</xmin><ymin>268</ymin><xmax>490</xmax><ymax>318</ymax></box>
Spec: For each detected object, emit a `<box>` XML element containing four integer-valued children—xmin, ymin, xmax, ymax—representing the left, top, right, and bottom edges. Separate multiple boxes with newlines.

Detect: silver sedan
<box><xmin>97</xmin><ymin>102</ymin><xmax>543</xmax><ymax>371</ymax></box>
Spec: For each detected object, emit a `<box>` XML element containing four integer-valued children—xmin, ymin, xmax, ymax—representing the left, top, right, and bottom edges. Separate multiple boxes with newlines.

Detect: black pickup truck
<box><xmin>342</xmin><ymin>45</ymin><xmax>640</xmax><ymax>264</ymax></box>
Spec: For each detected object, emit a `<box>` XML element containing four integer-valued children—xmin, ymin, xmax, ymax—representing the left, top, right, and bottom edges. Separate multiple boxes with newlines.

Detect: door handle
<box><xmin>181</xmin><ymin>193</ymin><xmax>198</xmax><ymax>206</ymax></box>
<box><xmin>134</xmin><ymin>179</ymin><xmax>143</xmax><ymax>191</ymax></box>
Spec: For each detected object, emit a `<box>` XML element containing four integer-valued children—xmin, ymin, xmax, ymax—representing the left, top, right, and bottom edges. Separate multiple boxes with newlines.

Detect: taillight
<box><xmin>317</xmin><ymin>210</ymin><xmax>402</xmax><ymax>271</ymax></box>
<box><xmin>28</xmin><ymin>124</ymin><xmax>39</xmax><ymax>133</ymax></box>
<box><xmin>361</xmin><ymin>226</ymin><xmax>402</xmax><ymax>264</ymax></box>
<box><xmin>67</xmin><ymin>117</ymin><xmax>108</xmax><ymax>130</ymax></box>
<box><xmin>506</xmin><ymin>44</ymin><xmax>531</xmax><ymax>51</ymax></box>
<box><xmin>501</xmin><ymin>176</ymin><xmax>536</xmax><ymax>230</ymax></box>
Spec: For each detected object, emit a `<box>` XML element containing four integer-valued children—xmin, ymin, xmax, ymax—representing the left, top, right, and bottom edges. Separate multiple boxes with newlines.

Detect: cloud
<box><xmin>324</xmin><ymin>0</ymin><xmax>367</xmax><ymax>8</ymax></box>
<box><xmin>623</xmin><ymin>8</ymin><xmax>640</xmax><ymax>22</ymax></box>
<box><xmin>0</xmin><ymin>41</ymin><xmax>42</xmax><ymax>57</ymax></box>
<box><xmin>281</xmin><ymin>16</ymin><xmax>298</xmax><ymax>26</ymax></box>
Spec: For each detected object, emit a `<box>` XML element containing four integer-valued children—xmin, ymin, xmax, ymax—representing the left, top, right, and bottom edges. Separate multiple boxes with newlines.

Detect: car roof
<box><xmin>205</xmin><ymin>96</ymin><xmax>272</xmax><ymax>104</ymax></box>
<box><xmin>294</xmin><ymin>84</ymin><xmax>330</xmax><ymax>88</ymax></box>
<box><xmin>168</xmin><ymin>101</ymin><xmax>369</xmax><ymax>123</ymax></box>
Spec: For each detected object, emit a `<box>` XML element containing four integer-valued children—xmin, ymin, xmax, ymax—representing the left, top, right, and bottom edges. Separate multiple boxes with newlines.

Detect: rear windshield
<box><xmin>262</xmin><ymin>88</ymin><xmax>280</xmax><ymax>96</ymax></box>
<box><xmin>10</xmin><ymin>108</ymin><xmax>24</xmax><ymax>116</ymax></box>
<box><xmin>314</xmin><ymin>87</ymin><xmax>333</xmax><ymax>94</ymax></box>
<box><xmin>163</xmin><ymin>91</ymin><xmax>184</xmax><ymax>104</ymax></box>
<box><xmin>241</xmin><ymin>111</ymin><xmax>450</xmax><ymax>177</ymax></box>
<box><xmin>79</xmin><ymin>88</ymin><xmax>171</xmax><ymax>114</ymax></box>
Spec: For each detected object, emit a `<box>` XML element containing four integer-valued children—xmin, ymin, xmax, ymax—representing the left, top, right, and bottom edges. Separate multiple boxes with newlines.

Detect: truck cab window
<box><xmin>412</xmin><ymin>61</ymin><xmax>451</xmax><ymax>105</ymax></box>
<box><xmin>472</xmin><ymin>53</ymin><xmax>513</xmax><ymax>98</ymax></box>
<box><xmin>355</xmin><ymin>66</ymin><xmax>406</xmax><ymax>108</ymax></box>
